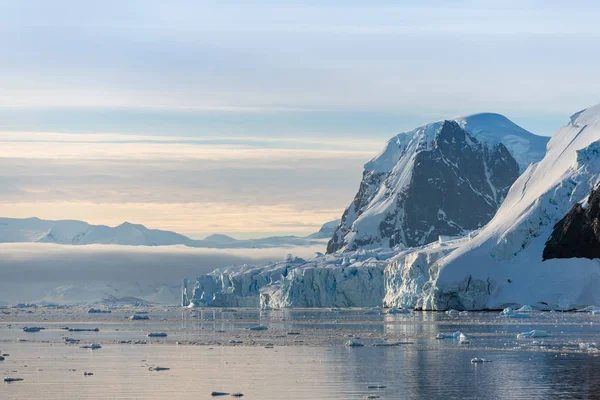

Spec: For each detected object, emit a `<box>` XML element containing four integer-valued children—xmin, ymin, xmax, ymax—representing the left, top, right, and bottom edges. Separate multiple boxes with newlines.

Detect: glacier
<box><xmin>187</xmin><ymin>105</ymin><xmax>600</xmax><ymax>311</ymax></box>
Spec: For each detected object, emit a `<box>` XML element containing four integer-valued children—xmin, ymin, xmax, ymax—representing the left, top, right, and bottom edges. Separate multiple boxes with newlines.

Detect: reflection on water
<box><xmin>3</xmin><ymin>342</ymin><xmax>600</xmax><ymax>399</ymax></box>
<box><xmin>3</xmin><ymin>308</ymin><xmax>600</xmax><ymax>399</ymax></box>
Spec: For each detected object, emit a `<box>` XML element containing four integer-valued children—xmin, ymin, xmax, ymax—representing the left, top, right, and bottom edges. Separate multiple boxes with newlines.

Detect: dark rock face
<box><xmin>327</xmin><ymin>120</ymin><xmax>520</xmax><ymax>253</ymax></box>
<box><xmin>543</xmin><ymin>184</ymin><xmax>600</xmax><ymax>260</ymax></box>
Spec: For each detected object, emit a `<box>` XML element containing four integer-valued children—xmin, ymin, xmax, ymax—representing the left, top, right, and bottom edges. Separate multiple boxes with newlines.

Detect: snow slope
<box><xmin>327</xmin><ymin>114</ymin><xmax>545</xmax><ymax>253</ymax></box>
<box><xmin>402</xmin><ymin>104</ymin><xmax>600</xmax><ymax>310</ymax></box>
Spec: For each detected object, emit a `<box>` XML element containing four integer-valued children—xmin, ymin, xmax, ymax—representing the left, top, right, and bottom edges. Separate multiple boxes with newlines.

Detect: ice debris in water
<box><xmin>517</xmin><ymin>330</ymin><xmax>549</xmax><ymax>339</ymax></box>
<box><xmin>147</xmin><ymin>332</ymin><xmax>168</xmax><ymax>337</ymax></box>
<box><xmin>579</xmin><ymin>343</ymin><xmax>598</xmax><ymax>352</ymax></box>
<box><xmin>129</xmin><ymin>314</ymin><xmax>149</xmax><ymax>320</ymax></box>
<box><xmin>459</xmin><ymin>311</ymin><xmax>469</xmax><ymax>316</ymax></box>
<box><xmin>445</xmin><ymin>309</ymin><xmax>460</xmax><ymax>316</ymax></box>
<box><xmin>499</xmin><ymin>307</ymin><xmax>529</xmax><ymax>319</ymax></box>
<box><xmin>470</xmin><ymin>358</ymin><xmax>489</xmax><ymax>364</ymax></box>
<box><xmin>248</xmin><ymin>325</ymin><xmax>268</xmax><ymax>331</ymax></box>
<box><xmin>386</xmin><ymin>307</ymin><xmax>411</xmax><ymax>314</ymax></box>
<box><xmin>516</xmin><ymin>305</ymin><xmax>533</xmax><ymax>312</ymax></box>
<box><xmin>577</xmin><ymin>306</ymin><xmax>600</xmax><ymax>313</ymax></box>
<box><xmin>345</xmin><ymin>339</ymin><xmax>365</xmax><ymax>347</ymax></box>
<box><xmin>458</xmin><ymin>333</ymin><xmax>470</xmax><ymax>344</ymax></box>
<box><xmin>436</xmin><ymin>331</ymin><xmax>464</xmax><ymax>339</ymax></box>
<box><xmin>80</xmin><ymin>343</ymin><xmax>102</xmax><ymax>349</ymax></box>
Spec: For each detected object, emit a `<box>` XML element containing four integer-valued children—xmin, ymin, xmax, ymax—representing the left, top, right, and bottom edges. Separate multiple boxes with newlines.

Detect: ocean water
<box><xmin>2</xmin><ymin>308</ymin><xmax>600</xmax><ymax>399</ymax></box>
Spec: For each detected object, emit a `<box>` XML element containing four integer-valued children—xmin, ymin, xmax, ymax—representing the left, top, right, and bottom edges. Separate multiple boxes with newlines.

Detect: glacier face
<box><xmin>327</xmin><ymin>117</ymin><xmax>528</xmax><ymax>253</ymax></box>
<box><xmin>190</xmin><ymin>249</ymin><xmax>398</xmax><ymax>309</ymax></box>
<box><xmin>415</xmin><ymin>104</ymin><xmax>600</xmax><ymax>311</ymax></box>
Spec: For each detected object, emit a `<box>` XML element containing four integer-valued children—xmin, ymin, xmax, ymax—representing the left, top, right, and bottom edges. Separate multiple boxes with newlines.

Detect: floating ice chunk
<box><xmin>4</xmin><ymin>377</ymin><xmax>24</xmax><ymax>382</ymax></box>
<box><xmin>80</xmin><ymin>343</ymin><xmax>102</xmax><ymax>349</ymax></box>
<box><xmin>345</xmin><ymin>339</ymin><xmax>365</xmax><ymax>347</ymax></box>
<box><xmin>516</xmin><ymin>305</ymin><xmax>533</xmax><ymax>312</ymax></box>
<box><xmin>577</xmin><ymin>306</ymin><xmax>600</xmax><ymax>313</ymax></box>
<box><xmin>499</xmin><ymin>307</ymin><xmax>513</xmax><ymax>316</ymax></box>
<box><xmin>87</xmin><ymin>308</ymin><xmax>111</xmax><ymax>314</ymax></box>
<box><xmin>147</xmin><ymin>332</ymin><xmax>168</xmax><ymax>337</ymax></box>
<box><xmin>386</xmin><ymin>307</ymin><xmax>411</xmax><ymax>314</ymax></box>
<box><xmin>445</xmin><ymin>309</ymin><xmax>460</xmax><ymax>316</ymax></box>
<box><xmin>459</xmin><ymin>311</ymin><xmax>469</xmax><ymax>316</ymax></box>
<box><xmin>470</xmin><ymin>358</ymin><xmax>488</xmax><ymax>364</ymax></box>
<box><xmin>579</xmin><ymin>343</ymin><xmax>598</xmax><ymax>352</ymax></box>
<box><xmin>22</xmin><ymin>327</ymin><xmax>44</xmax><ymax>332</ymax></box>
<box><xmin>149</xmin><ymin>366</ymin><xmax>170</xmax><ymax>371</ymax></box>
<box><xmin>436</xmin><ymin>331</ymin><xmax>463</xmax><ymax>339</ymax></box>
<box><xmin>458</xmin><ymin>333</ymin><xmax>470</xmax><ymax>344</ymax></box>
<box><xmin>248</xmin><ymin>325</ymin><xmax>268</xmax><ymax>331</ymax></box>
<box><xmin>129</xmin><ymin>315</ymin><xmax>149</xmax><ymax>320</ymax></box>
<box><xmin>517</xmin><ymin>330</ymin><xmax>549</xmax><ymax>339</ymax></box>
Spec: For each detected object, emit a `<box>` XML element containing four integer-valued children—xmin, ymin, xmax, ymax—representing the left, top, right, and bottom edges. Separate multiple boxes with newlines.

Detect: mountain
<box><xmin>327</xmin><ymin>114</ymin><xmax>548</xmax><ymax>253</ymax></box>
<box><xmin>386</xmin><ymin>104</ymin><xmax>600</xmax><ymax>311</ymax></box>
<box><xmin>0</xmin><ymin>218</ymin><xmax>338</xmax><ymax>249</ymax></box>
<box><xmin>306</xmin><ymin>219</ymin><xmax>340</xmax><ymax>239</ymax></box>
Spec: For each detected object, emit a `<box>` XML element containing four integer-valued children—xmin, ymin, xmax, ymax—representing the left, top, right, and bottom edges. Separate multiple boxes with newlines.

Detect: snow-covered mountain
<box><xmin>0</xmin><ymin>217</ymin><xmax>336</xmax><ymax>249</ymax></box>
<box><xmin>386</xmin><ymin>104</ymin><xmax>600</xmax><ymax>311</ymax></box>
<box><xmin>327</xmin><ymin>114</ymin><xmax>548</xmax><ymax>253</ymax></box>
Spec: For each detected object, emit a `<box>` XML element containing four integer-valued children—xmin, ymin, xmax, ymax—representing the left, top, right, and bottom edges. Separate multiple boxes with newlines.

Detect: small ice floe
<box><xmin>147</xmin><ymin>332</ymin><xmax>168</xmax><ymax>337</ymax></box>
<box><xmin>470</xmin><ymin>358</ymin><xmax>490</xmax><ymax>364</ymax></box>
<box><xmin>69</xmin><ymin>328</ymin><xmax>99</xmax><ymax>332</ymax></box>
<box><xmin>517</xmin><ymin>330</ymin><xmax>549</xmax><ymax>339</ymax></box>
<box><xmin>63</xmin><ymin>337</ymin><xmax>80</xmax><ymax>344</ymax></box>
<box><xmin>516</xmin><ymin>305</ymin><xmax>533</xmax><ymax>312</ymax></box>
<box><xmin>149</xmin><ymin>366</ymin><xmax>170</xmax><ymax>371</ymax></box>
<box><xmin>211</xmin><ymin>392</ymin><xmax>230</xmax><ymax>396</ymax></box>
<box><xmin>577</xmin><ymin>306</ymin><xmax>600</xmax><ymax>313</ymax></box>
<box><xmin>87</xmin><ymin>308</ymin><xmax>111</xmax><ymax>314</ymax></box>
<box><xmin>387</xmin><ymin>307</ymin><xmax>411</xmax><ymax>314</ymax></box>
<box><xmin>579</xmin><ymin>343</ymin><xmax>598</xmax><ymax>352</ymax></box>
<box><xmin>458</xmin><ymin>333</ymin><xmax>470</xmax><ymax>345</ymax></box>
<box><xmin>445</xmin><ymin>309</ymin><xmax>460</xmax><ymax>316</ymax></box>
<box><xmin>499</xmin><ymin>307</ymin><xmax>529</xmax><ymax>319</ymax></box>
<box><xmin>248</xmin><ymin>325</ymin><xmax>268</xmax><ymax>331</ymax></box>
<box><xmin>436</xmin><ymin>331</ymin><xmax>463</xmax><ymax>339</ymax></box>
<box><xmin>4</xmin><ymin>377</ymin><xmax>24</xmax><ymax>382</ymax></box>
<box><xmin>22</xmin><ymin>327</ymin><xmax>44</xmax><ymax>332</ymax></box>
<box><xmin>459</xmin><ymin>311</ymin><xmax>469</xmax><ymax>316</ymax></box>
<box><xmin>345</xmin><ymin>339</ymin><xmax>365</xmax><ymax>347</ymax></box>
<box><xmin>129</xmin><ymin>315</ymin><xmax>150</xmax><ymax>321</ymax></box>
<box><xmin>80</xmin><ymin>343</ymin><xmax>102</xmax><ymax>349</ymax></box>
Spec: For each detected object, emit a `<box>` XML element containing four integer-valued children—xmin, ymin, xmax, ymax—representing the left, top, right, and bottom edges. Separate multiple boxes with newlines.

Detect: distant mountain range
<box><xmin>0</xmin><ymin>217</ymin><xmax>339</xmax><ymax>249</ymax></box>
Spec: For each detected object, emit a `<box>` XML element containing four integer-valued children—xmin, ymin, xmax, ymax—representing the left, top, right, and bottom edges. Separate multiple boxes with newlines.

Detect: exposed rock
<box><xmin>543</xmin><ymin>184</ymin><xmax>600</xmax><ymax>260</ymax></box>
<box><xmin>328</xmin><ymin>118</ymin><xmax>523</xmax><ymax>253</ymax></box>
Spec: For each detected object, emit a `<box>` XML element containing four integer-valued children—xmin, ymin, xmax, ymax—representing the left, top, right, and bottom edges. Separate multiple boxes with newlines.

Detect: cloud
<box><xmin>0</xmin><ymin>242</ymin><xmax>324</xmax><ymax>304</ymax></box>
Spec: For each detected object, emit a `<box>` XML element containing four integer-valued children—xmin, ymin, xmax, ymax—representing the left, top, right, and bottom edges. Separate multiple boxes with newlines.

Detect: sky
<box><xmin>1</xmin><ymin>0</ymin><xmax>600</xmax><ymax>238</ymax></box>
